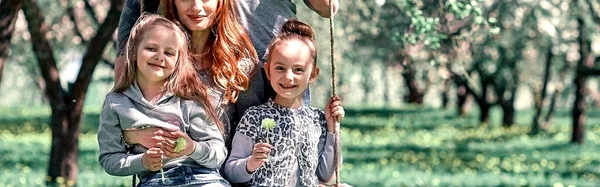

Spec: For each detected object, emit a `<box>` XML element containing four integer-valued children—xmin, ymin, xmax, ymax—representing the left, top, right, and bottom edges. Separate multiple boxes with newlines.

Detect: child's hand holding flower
<box><xmin>325</xmin><ymin>96</ymin><xmax>344</xmax><ymax>133</ymax></box>
<box><xmin>159</xmin><ymin>131</ymin><xmax>195</xmax><ymax>159</ymax></box>
<box><xmin>246</xmin><ymin>143</ymin><xmax>272</xmax><ymax>173</ymax></box>
<box><xmin>245</xmin><ymin>118</ymin><xmax>277</xmax><ymax>173</ymax></box>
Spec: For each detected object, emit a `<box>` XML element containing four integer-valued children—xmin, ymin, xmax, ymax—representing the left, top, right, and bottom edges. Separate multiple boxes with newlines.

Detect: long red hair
<box><xmin>113</xmin><ymin>13</ymin><xmax>224</xmax><ymax>133</ymax></box>
<box><xmin>160</xmin><ymin>0</ymin><xmax>258</xmax><ymax>104</ymax></box>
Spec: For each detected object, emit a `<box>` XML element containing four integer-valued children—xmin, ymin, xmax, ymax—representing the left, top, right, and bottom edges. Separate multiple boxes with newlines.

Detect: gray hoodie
<box><xmin>97</xmin><ymin>83</ymin><xmax>227</xmax><ymax>176</ymax></box>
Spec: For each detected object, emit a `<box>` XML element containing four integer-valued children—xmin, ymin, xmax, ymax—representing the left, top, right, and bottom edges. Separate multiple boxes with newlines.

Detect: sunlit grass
<box><xmin>1</xmin><ymin>106</ymin><xmax>600</xmax><ymax>186</ymax></box>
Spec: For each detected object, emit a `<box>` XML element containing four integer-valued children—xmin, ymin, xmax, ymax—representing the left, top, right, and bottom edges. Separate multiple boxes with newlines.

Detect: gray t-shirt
<box><xmin>235</xmin><ymin>0</ymin><xmax>297</xmax><ymax>63</ymax></box>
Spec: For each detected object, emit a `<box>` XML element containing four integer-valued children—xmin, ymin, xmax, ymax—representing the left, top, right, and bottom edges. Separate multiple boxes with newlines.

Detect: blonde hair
<box><xmin>159</xmin><ymin>0</ymin><xmax>258</xmax><ymax>104</ymax></box>
<box><xmin>113</xmin><ymin>13</ymin><xmax>224</xmax><ymax>133</ymax></box>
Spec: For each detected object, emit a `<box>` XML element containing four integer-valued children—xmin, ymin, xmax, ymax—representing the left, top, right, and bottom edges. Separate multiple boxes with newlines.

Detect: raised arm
<box><xmin>316</xmin><ymin>130</ymin><xmax>342</xmax><ymax>182</ymax></box>
<box><xmin>114</xmin><ymin>0</ymin><xmax>141</xmax><ymax>82</ymax></box>
<box><xmin>317</xmin><ymin>105</ymin><xmax>343</xmax><ymax>183</ymax></box>
<box><xmin>303</xmin><ymin>0</ymin><xmax>339</xmax><ymax>18</ymax></box>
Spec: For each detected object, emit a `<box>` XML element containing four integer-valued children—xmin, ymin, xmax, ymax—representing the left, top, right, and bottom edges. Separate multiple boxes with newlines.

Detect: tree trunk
<box><xmin>572</xmin><ymin>73</ymin><xmax>586</xmax><ymax>144</ymax></box>
<box><xmin>542</xmin><ymin>89</ymin><xmax>560</xmax><ymax>129</ymax></box>
<box><xmin>22</xmin><ymin>0</ymin><xmax>122</xmax><ymax>185</ymax></box>
<box><xmin>0</xmin><ymin>0</ymin><xmax>23</xmax><ymax>89</ymax></box>
<box><xmin>456</xmin><ymin>83</ymin><xmax>471</xmax><ymax>116</ymax></box>
<box><xmin>571</xmin><ymin>17</ymin><xmax>591</xmax><ymax>144</ymax></box>
<box><xmin>361</xmin><ymin>64</ymin><xmax>373</xmax><ymax>103</ymax></box>
<box><xmin>501</xmin><ymin>98</ymin><xmax>515</xmax><ymax>127</ymax></box>
<box><xmin>531</xmin><ymin>89</ymin><xmax>543</xmax><ymax>132</ymax></box>
<box><xmin>402</xmin><ymin>65</ymin><xmax>424</xmax><ymax>104</ymax></box>
<box><xmin>476</xmin><ymin>72</ymin><xmax>491</xmax><ymax>125</ymax></box>
<box><xmin>479</xmin><ymin>101</ymin><xmax>490</xmax><ymax>124</ymax></box>
<box><xmin>47</xmin><ymin>103</ymin><xmax>80</xmax><ymax>186</ymax></box>
<box><xmin>501</xmin><ymin>71</ymin><xmax>518</xmax><ymax>128</ymax></box>
<box><xmin>531</xmin><ymin>49</ymin><xmax>554</xmax><ymax>134</ymax></box>
<box><xmin>441</xmin><ymin>78</ymin><xmax>450</xmax><ymax>108</ymax></box>
<box><xmin>22</xmin><ymin>0</ymin><xmax>75</xmax><ymax>184</ymax></box>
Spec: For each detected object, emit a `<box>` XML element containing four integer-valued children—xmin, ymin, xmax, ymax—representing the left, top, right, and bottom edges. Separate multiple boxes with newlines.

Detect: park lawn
<box><xmin>1</xmin><ymin>106</ymin><xmax>600</xmax><ymax>186</ymax></box>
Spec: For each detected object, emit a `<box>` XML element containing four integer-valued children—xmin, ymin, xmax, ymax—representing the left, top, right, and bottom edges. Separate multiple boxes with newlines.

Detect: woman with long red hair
<box><xmin>160</xmin><ymin>0</ymin><xmax>258</xmax><ymax>105</ymax></box>
<box><xmin>122</xmin><ymin>0</ymin><xmax>264</xmax><ymax>152</ymax></box>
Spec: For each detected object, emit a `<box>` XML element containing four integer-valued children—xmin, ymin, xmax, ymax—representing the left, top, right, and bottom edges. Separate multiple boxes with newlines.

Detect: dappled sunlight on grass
<box><xmin>338</xmin><ymin>107</ymin><xmax>600</xmax><ymax>186</ymax></box>
<box><xmin>2</xmin><ymin>107</ymin><xmax>600</xmax><ymax>186</ymax></box>
<box><xmin>0</xmin><ymin>131</ymin><xmax>129</xmax><ymax>186</ymax></box>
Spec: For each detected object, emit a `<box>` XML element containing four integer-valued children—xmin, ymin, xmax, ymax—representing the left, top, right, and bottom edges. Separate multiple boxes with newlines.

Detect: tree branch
<box><xmin>581</xmin><ymin>67</ymin><xmax>600</xmax><ymax>76</ymax></box>
<box><xmin>585</xmin><ymin>0</ymin><xmax>600</xmax><ymax>25</ymax></box>
<box><xmin>22</xmin><ymin>0</ymin><xmax>67</xmax><ymax>107</ymax></box>
<box><xmin>102</xmin><ymin>58</ymin><xmax>114</xmax><ymax>69</ymax></box>
<box><xmin>71</xmin><ymin>0</ymin><xmax>121</xmax><ymax>101</ymax></box>
<box><xmin>64</xmin><ymin>0</ymin><xmax>87</xmax><ymax>43</ymax></box>
<box><xmin>84</xmin><ymin>0</ymin><xmax>99</xmax><ymax>25</ymax></box>
<box><xmin>0</xmin><ymin>0</ymin><xmax>24</xmax><ymax>89</ymax></box>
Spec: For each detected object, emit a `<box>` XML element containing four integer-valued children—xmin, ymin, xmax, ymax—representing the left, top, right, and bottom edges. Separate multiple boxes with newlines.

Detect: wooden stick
<box><xmin>329</xmin><ymin>0</ymin><xmax>340</xmax><ymax>186</ymax></box>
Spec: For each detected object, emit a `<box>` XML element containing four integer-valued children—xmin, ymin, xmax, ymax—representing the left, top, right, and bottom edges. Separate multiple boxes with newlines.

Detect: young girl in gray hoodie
<box><xmin>98</xmin><ymin>14</ymin><xmax>229</xmax><ymax>186</ymax></box>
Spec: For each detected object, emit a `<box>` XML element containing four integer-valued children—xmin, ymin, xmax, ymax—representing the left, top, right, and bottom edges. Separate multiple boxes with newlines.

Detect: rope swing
<box><xmin>329</xmin><ymin>0</ymin><xmax>341</xmax><ymax>186</ymax></box>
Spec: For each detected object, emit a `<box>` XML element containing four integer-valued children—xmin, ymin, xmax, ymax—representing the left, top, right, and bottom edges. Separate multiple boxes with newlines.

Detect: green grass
<box><xmin>1</xmin><ymin>106</ymin><xmax>600</xmax><ymax>186</ymax></box>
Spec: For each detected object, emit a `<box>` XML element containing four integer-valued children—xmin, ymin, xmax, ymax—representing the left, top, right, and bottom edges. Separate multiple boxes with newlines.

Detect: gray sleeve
<box><xmin>116</xmin><ymin>0</ymin><xmax>141</xmax><ymax>56</ymax></box>
<box><xmin>316</xmin><ymin>131</ymin><xmax>342</xmax><ymax>182</ymax></box>
<box><xmin>224</xmin><ymin>131</ymin><xmax>254</xmax><ymax>183</ymax></box>
<box><xmin>302</xmin><ymin>0</ymin><xmax>321</xmax><ymax>14</ymax></box>
<box><xmin>187</xmin><ymin>103</ymin><xmax>228</xmax><ymax>168</ymax></box>
<box><xmin>98</xmin><ymin>97</ymin><xmax>146</xmax><ymax>176</ymax></box>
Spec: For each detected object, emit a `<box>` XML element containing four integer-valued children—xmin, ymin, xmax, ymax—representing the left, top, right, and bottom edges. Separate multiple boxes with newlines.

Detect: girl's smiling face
<box><xmin>135</xmin><ymin>27</ymin><xmax>180</xmax><ymax>86</ymax></box>
<box><xmin>265</xmin><ymin>40</ymin><xmax>319</xmax><ymax>108</ymax></box>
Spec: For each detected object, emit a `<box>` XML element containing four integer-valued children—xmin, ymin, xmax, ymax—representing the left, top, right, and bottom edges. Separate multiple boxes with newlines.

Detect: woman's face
<box><xmin>175</xmin><ymin>0</ymin><xmax>219</xmax><ymax>31</ymax></box>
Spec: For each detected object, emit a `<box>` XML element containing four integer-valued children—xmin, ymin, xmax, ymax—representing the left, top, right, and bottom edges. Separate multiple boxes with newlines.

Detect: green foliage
<box><xmin>391</xmin><ymin>0</ymin><xmax>496</xmax><ymax>49</ymax></box>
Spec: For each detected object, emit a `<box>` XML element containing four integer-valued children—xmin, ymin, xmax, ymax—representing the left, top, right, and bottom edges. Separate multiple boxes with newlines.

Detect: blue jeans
<box><xmin>137</xmin><ymin>166</ymin><xmax>231</xmax><ymax>187</ymax></box>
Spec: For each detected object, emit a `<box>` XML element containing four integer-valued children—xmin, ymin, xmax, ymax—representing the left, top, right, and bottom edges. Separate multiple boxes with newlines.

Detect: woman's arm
<box><xmin>303</xmin><ymin>0</ymin><xmax>339</xmax><ymax>18</ymax></box>
<box><xmin>97</xmin><ymin>97</ymin><xmax>146</xmax><ymax>176</ymax></box>
<box><xmin>114</xmin><ymin>0</ymin><xmax>141</xmax><ymax>81</ymax></box>
<box><xmin>116</xmin><ymin>0</ymin><xmax>140</xmax><ymax>57</ymax></box>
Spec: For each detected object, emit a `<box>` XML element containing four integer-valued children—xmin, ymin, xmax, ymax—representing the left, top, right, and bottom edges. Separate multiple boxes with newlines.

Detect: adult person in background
<box><xmin>235</xmin><ymin>0</ymin><xmax>338</xmax><ymax>62</ymax></box>
<box><xmin>115</xmin><ymin>0</ymin><xmax>339</xmax><ymax>110</ymax></box>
